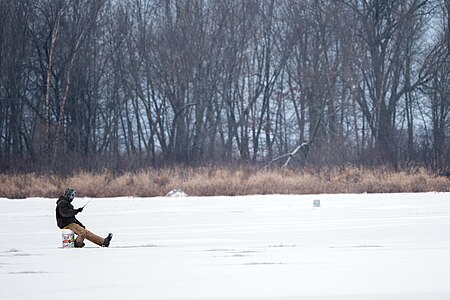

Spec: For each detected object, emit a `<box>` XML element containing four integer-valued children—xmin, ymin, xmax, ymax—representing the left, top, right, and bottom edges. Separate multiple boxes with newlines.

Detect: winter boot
<box><xmin>75</xmin><ymin>241</ymin><xmax>85</xmax><ymax>248</ymax></box>
<box><xmin>102</xmin><ymin>233</ymin><xmax>113</xmax><ymax>247</ymax></box>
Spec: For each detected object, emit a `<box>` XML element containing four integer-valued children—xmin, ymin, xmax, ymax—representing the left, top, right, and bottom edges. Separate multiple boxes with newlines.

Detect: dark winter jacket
<box><xmin>55</xmin><ymin>196</ymin><xmax>85</xmax><ymax>229</ymax></box>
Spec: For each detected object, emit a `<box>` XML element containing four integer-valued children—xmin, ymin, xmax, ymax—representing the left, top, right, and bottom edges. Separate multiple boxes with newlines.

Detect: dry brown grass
<box><xmin>0</xmin><ymin>166</ymin><xmax>448</xmax><ymax>199</ymax></box>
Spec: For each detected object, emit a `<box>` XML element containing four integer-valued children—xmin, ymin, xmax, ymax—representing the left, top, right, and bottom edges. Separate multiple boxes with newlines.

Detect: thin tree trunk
<box><xmin>53</xmin><ymin>14</ymin><xmax>93</xmax><ymax>160</ymax></box>
<box><xmin>44</xmin><ymin>8</ymin><xmax>61</xmax><ymax>162</ymax></box>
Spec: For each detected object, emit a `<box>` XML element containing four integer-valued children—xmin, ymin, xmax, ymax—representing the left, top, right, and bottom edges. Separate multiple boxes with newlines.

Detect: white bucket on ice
<box><xmin>313</xmin><ymin>199</ymin><xmax>321</xmax><ymax>207</ymax></box>
<box><xmin>61</xmin><ymin>229</ymin><xmax>75</xmax><ymax>248</ymax></box>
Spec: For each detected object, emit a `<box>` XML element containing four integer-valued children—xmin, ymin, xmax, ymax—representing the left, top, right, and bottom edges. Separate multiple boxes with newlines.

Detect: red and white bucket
<box><xmin>61</xmin><ymin>229</ymin><xmax>75</xmax><ymax>248</ymax></box>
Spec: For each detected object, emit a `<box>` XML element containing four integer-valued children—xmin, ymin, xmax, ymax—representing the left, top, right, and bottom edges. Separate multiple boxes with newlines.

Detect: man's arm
<box><xmin>57</xmin><ymin>201</ymin><xmax>79</xmax><ymax>217</ymax></box>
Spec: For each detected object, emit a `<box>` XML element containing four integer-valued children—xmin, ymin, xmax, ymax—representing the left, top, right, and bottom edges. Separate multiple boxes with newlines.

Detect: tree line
<box><xmin>0</xmin><ymin>0</ymin><xmax>449</xmax><ymax>174</ymax></box>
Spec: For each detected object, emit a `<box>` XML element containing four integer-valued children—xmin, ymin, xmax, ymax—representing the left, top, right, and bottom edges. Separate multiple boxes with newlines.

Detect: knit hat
<box><xmin>64</xmin><ymin>188</ymin><xmax>76</xmax><ymax>200</ymax></box>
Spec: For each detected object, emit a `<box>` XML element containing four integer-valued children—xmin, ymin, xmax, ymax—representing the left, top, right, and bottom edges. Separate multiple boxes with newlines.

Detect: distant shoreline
<box><xmin>1</xmin><ymin>166</ymin><xmax>449</xmax><ymax>199</ymax></box>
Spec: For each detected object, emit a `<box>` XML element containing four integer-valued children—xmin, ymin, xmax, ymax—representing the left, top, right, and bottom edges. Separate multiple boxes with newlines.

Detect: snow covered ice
<box><xmin>1</xmin><ymin>193</ymin><xmax>450</xmax><ymax>299</ymax></box>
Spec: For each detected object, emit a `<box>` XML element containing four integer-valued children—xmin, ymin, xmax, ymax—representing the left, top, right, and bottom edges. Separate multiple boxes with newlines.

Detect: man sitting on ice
<box><xmin>55</xmin><ymin>188</ymin><xmax>113</xmax><ymax>248</ymax></box>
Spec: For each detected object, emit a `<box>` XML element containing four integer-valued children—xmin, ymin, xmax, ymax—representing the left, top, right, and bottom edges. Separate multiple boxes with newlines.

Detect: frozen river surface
<box><xmin>1</xmin><ymin>193</ymin><xmax>450</xmax><ymax>299</ymax></box>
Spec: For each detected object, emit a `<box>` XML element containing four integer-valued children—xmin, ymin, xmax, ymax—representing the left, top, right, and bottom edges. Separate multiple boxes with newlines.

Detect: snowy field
<box><xmin>1</xmin><ymin>193</ymin><xmax>450</xmax><ymax>300</ymax></box>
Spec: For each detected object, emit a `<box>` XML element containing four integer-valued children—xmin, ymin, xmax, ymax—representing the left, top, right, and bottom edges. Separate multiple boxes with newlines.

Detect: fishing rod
<box><xmin>79</xmin><ymin>178</ymin><xmax>110</xmax><ymax>209</ymax></box>
<box><xmin>82</xmin><ymin>198</ymin><xmax>93</xmax><ymax>208</ymax></box>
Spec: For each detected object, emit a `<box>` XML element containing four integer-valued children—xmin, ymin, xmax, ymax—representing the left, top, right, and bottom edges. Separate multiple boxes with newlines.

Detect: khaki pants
<box><xmin>64</xmin><ymin>223</ymin><xmax>105</xmax><ymax>247</ymax></box>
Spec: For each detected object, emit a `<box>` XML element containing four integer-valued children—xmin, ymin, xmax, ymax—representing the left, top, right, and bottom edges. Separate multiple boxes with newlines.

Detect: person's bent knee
<box><xmin>64</xmin><ymin>224</ymin><xmax>87</xmax><ymax>239</ymax></box>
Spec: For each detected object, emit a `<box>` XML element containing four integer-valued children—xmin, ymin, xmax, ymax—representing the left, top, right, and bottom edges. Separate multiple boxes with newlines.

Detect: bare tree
<box><xmin>346</xmin><ymin>0</ymin><xmax>432</xmax><ymax>168</ymax></box>
<box><xmin>0</xmin><ymin>0</ymin><xmax>31</xmax><ymax>168</ymax></box>
<box><xmin>1</xmin><ymin>0</ymin><xmax>450</xmax><ymax>174</ymax></box>
<box><xmin>43</xmin><ymin>1</ymin><xmax>62</xmax><ymax>163</ymax></box>
<box><xmin>52</xmin><ymin>0</ymin><xmax>106</xmax><ymax>163</ymax></box>
<box><xmin>420</xmin><ymin>0</ymin><xmax>450</xmax><ymax>172</ymax></box>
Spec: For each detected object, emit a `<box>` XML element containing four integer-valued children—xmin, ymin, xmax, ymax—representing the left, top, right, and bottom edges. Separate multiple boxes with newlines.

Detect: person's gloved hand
<box><xmin>77</xmin><ymin>207</ymin><xmax>83</xmax><ymax>213</ymax></box>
